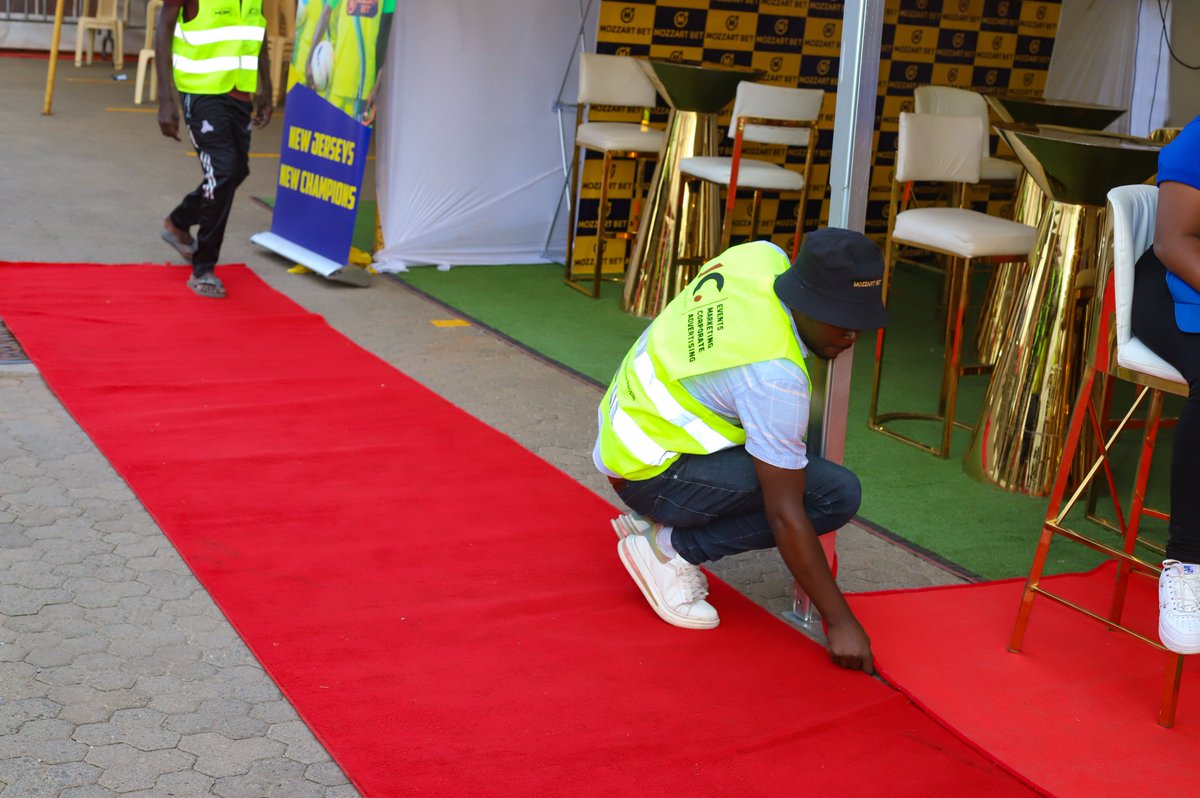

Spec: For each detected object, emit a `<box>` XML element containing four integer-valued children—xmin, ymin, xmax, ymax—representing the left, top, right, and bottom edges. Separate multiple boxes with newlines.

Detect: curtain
<box><xmin>372</xmin><ymin>0</ymin><xmax>584</xmax><ymax>270</ymax></box>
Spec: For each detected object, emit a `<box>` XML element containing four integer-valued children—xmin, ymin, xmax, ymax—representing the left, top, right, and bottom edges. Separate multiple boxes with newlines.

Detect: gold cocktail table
<box><xmin>965</xmin><ymin>124</ymin><xmax>1161</xmax><ymax>495</ymax></box>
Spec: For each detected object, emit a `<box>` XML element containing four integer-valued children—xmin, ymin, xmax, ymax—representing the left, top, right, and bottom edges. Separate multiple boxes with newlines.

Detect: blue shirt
<box><xmin>1158</xmin><ymin>116</ymin><xmax>1200</xmax><ymax>190</ymax></box>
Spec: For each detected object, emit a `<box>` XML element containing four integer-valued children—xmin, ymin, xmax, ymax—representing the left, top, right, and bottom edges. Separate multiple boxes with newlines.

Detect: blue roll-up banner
<box><xmin>251</xmin><ymin>84</ymin><xmax>372</xmax><ymax>280</ymax></box>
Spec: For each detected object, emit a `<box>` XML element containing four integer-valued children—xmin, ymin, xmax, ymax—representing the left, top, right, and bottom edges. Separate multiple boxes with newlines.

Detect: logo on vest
<box><xmin>691</xmin><ymin>262</ymin><xmax>726</xmax><ymax>303</ymax></box>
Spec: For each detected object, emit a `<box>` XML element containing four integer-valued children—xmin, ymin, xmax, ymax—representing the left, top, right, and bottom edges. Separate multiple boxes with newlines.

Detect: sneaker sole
<box><xmin>1158</xmin><ymin>622</ymin><xmax>1200</xmax><ymax>655</ymax></box>
<box><xmin>610</xmin><ymin>514</ymin><xmax>641</xmax><ymax>540</ymax></box>
<box><xmin>617</xmin><ymin>538</ymin><xmax>718</xmax><ymax>630</ymax></box>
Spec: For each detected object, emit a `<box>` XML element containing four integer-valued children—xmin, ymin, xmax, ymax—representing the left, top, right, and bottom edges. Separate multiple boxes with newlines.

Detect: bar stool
<box><xmin>1009</xmin><ymin>184</ymin><xmax>1187</xmax><ymax>727</ymax></box>
<box><xmin>674</xmin><ymin>82</ymin><xmax>823</xmax><ymax>267</ymax></box>
<box><xmin>914</xmin><ymin>85</ymin><xmax>1026</xmax><ymax>366</ymax></box>
<box><xmin>564</xmin><ymin>53</ymin><xmax>665</xmax><ymax>299</ymax></box>
<box><xmin>913</xmin><ymin>85</ymin><xmax>1021</xmax><ymax>183</ymax></box>
<box><xmin>868</xmin><ymin>113</ymin><xmax>1037</xmax><ymax>457</ymax></box>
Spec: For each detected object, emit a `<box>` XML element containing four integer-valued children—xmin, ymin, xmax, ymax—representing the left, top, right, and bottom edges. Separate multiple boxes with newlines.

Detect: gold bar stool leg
<box><xmin>563</xmin><ymin>125</ymin><xmax>583</xmax><ymax>288</ymax></box>
<box><xmin>590</xmin><ymin>151</ymin><xmax>614</xmax><ymax>299</ymax></box>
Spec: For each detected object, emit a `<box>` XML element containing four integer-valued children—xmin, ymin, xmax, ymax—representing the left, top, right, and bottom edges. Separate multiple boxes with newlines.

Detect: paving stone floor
<box><xmin>1</xmin><ymin>56</ymin><xmax>965</xmax><ymax>795</ymax></box>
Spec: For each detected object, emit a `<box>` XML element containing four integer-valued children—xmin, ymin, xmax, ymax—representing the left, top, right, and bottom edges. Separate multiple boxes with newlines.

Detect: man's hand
<box><xmin>252</xmin><ymin>89</ymin><xmax>273</xmax><ymax>129</ymax></box>
<box><xmin>825</xmin><ymin>618</ymin><xmax>874</xmax><ymax>674</ymax></box>
<box><xmin>753</xmin><ymin>457</ymin><xmax>874</xmax><ymax>675</ymax></box>
<box><xmin>158</xmin><ymin>100</ymin><xmax>181</xmax><ymax>141</ymax></box>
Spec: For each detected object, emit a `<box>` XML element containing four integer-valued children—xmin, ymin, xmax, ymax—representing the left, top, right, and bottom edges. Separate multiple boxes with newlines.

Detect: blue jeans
<box><xmin>614</xmin><ymin>447</ymin><xmax>861</xmax><ymax>565</ymax></box>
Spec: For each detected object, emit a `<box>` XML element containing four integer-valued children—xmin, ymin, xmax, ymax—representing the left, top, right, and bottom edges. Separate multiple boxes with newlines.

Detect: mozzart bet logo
<box><xmin>620</xmin><ymin>6</ymin><xmax>635</xmax><ymax>23</ymax></box>
<box><xmin>674</xmin><ymin>11</ymin><xmax>689</xmax><ymax>28</ymax></box>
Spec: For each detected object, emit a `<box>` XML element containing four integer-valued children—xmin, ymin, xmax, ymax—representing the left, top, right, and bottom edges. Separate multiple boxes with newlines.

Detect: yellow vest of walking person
<box><xmin>171</xmin><ymin>0</ymin><xmax>267</xmax><ymax>95</ymax></box>
<box><xmin>599</xmin><ymin>242</ymin><xmax>811</xmax><ymax>481</ymax></box>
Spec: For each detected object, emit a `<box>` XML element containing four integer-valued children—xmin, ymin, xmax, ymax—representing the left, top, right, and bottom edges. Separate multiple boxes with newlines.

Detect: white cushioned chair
<box><xmin>564</xmin><ymin>53</ymin><xmax>665</xmax><ymax>299</ymax></box>
<box><xmin>1009</xmin><ymin>183</ymin><xmax>1189</xmax><ymax>728</ymax></box>
<box><xmin>913</xmin><ymin>85</ymin><xmax>1022</xmax><ymax>182</ymax></box>
<box><xmin>868</xmin><ymin>112</ymin><xmax>1037</xmax><ymax>457</ymax></box>
<box><xmin>676</xmin><ymin>82</ymin><xmax>823</xmax><ymax>261</ymax></box>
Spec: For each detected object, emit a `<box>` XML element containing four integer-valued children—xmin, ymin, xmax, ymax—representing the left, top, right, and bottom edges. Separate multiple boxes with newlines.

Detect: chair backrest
<box><xmin>913</xmin><ymin>85</ymin><xmax>991</xmax><ymax>163</ymax></box>
<box><xmin>1107</xmin><ymin>183</ymin><xmax>1159</xmax><ymax>355</ymax></box>
<box><xmin>87</xmin><ymin>0</ymin><xmax>120</xmax><ymax>21</ymax></box>
<box><xmin>143</xmin><ymin>0</ymin><xmax>163</xmax><ymax>50</ymax></box>
<box><xmin>727</xmin><ymin>82</ymin><xmax>824</xmax><ymax>148</ymax></box>
<box><xmin>577</xmin><ymin>53</ymin><xmax>657</xmax><ymax>109</ymax></box>
<box><xmin>895</xmin><ymin>112</ymin><xmax>983</xmax><ymax>184</ymax></box>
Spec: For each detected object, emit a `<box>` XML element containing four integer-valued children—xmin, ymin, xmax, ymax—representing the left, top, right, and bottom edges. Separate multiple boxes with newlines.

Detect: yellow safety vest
<box><xmin>172</xmin><ymin>0</ymin><xmax>267</xmax><ymax>95</ymax></box>
<box><xmin>598</xmin><ymin>242</ymin><xmax>810</xmax><ymax>480</ymax></box>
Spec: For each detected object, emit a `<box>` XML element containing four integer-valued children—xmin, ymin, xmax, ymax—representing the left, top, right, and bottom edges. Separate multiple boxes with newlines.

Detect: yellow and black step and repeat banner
<box><xmin>570</xmin><ymin>0</ymin><xmax>1060</xmax><ymax>278</ymax></box>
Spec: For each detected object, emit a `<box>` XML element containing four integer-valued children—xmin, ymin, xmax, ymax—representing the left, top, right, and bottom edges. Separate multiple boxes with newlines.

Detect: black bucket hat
<box><xmin>773</xmin><ymin>228</ymin><xmax>888</xmax><ymax>330</ymax></box>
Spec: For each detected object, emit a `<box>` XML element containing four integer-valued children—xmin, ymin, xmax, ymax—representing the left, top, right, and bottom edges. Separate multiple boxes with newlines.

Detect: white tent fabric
<box><xmin>372</xmin><ymin>0</ymin><xmax>582</xmax><ymax>271</ymax></box>
<box><xmin>1044</xmin><ymin>0</ymin><xmax>1171</xmax><ymax>136</ymax></box>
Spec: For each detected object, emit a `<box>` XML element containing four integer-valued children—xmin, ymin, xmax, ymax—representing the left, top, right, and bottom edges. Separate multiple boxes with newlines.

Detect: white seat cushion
<box><xmin>679</xmin><ymin>156</ymin><xmax>805</xmax><ymax>191</ymax></box>
<box><xmin>981</xmin><ymin>156</ymin><xmax>1022</xmax><ymax>182</ymax></box>
<box><xmin>893</xmin><ymin>207</ymin><xmax>1037</xmax><ymax>259</ymax></box>
<box><xmin>1118</xmin><ymin>336</ymin><xmax>1187</xmax><ymax>385</ymax></box>
<box><xmin>576</xmin><ymin>122</ymin><xmax>664</xmax><ymax>154</ymax></box>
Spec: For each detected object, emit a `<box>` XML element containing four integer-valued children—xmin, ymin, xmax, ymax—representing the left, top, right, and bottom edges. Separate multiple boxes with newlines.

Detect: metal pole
<box><xmin>43</xmin><ymin>0</ymin><xmax>68</xmax><ymax>115</ymax></box>
<box><xmin>819</xmin><ymin>0</ymin><xmax>885</xmax><ymax>465</ymax></box>
<box><xmin>790</xmin><ymin>0</ymin><xmax>884</xmax><ymax>627</ymax></box>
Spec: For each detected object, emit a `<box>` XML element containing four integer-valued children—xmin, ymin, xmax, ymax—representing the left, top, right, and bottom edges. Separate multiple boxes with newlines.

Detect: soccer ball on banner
<box><xmin>310</xmin><ymin>40</ymin><xmax>333</xmax><ymax>92</ymax></box>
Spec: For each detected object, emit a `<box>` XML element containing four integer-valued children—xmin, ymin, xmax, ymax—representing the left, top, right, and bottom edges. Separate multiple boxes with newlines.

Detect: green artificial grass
<box><xmin>396</xmin><ymin>260</ymin><xmax>1175</xmax><ymax>581</ymax></box>
<box><xmin>398</xmin><ymin>265</ymin><xmax>649</xmax><ymax>385</ymax></box>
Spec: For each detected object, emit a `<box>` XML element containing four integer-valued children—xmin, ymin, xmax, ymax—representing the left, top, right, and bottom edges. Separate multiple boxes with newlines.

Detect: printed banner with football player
<box><xmin>252</xmin><ymin>0</ymin><xmax>394</xmax><ymax>276</ymax></box>
<box><xmin>570</xmin><ymin>0</ymin><xmax>1061</xmax><ymax>279</ymax></box>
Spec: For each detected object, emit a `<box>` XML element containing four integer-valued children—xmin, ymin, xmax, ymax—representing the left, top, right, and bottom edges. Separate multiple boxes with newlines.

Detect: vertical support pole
<box><xmin>791</xmin><ymin>0</ymin><xmax>885</xmax><ymax>623</ymax></box>
<box><xmin>43</xmin><ymin>0</ymin><xmax>69</xmax><ymax>115</ymax></box>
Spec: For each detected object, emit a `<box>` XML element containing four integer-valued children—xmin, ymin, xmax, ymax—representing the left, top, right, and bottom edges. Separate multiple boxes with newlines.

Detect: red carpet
<box><xmin>0</xmin><ymin>263</ymin><xmax>1035</xmax><ymax>797</ymax></box>
<box><xmin>849</xmin><ymin>566</ymin><xmax>1200</xmax><ymax>797</ymax></box>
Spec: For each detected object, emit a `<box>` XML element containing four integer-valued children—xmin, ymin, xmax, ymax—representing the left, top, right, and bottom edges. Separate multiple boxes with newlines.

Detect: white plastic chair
<box><xmin>1010</xmin><ymin>184</ymin><xmax>1189</xmax><ymax>728</ymax></box>
<box><xmin>913</xmin><ymin>85</ymin><xmax>1021</xmax><ymax>182</ymax></box>
<box><xmin>265</xmin><ymin>0</ymin><xmax>296</xmax><ymax>106</ymax></box>
<box><xmin>677</xmin><ymin>82</ymin><xmax>823</xmax><ymax>259</ymax></box>
<box><xmin>133</xmin><ymin>0</ymin><xmax>163</xmax><ymax>104</ymax></box>
<box><xmin>75</xmin><ymin>0</ymin><xmax>126</xmax><ymax>70</ymax></box>
<box><xmin>868</xmin><ymin>112</ymin><xmax>1038</xmax><ymax>457</ymax></box>
<box><xmin>564</xmin><ymin>53</ymin><xmax>665</xmax><ymax>298</ymax></box>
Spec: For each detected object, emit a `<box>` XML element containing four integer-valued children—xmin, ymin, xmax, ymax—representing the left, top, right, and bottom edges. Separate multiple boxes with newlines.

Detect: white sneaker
<box><xmin>1159</xmin><ymin>560</ymin><xmax>1200</xmax><ymax>654</ymax></box>
<box><xmin>610</xmin><ymin>512</ymin><xmax>650</xmax><ymax>540</ymax></box>
<box><xmin>610</xmin><ymin>515</ymin><xmax>708</xmax><ymax>593</ymax></box>
<box><xmin>617</xmin><ymin>534</ymin><xmax>718</xmax><ymax>630</ymax></box>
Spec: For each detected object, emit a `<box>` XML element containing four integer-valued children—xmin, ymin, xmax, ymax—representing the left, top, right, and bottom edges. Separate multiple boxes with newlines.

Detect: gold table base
<box><xmin>622</xmin><ymin>110</ymin><xmax>721</xmax><ymax>318</ymax></box>
<box><xmin>964</xmin><ymin>201</ymin><xmax>1103</xmax><ymax>495</ymax></box>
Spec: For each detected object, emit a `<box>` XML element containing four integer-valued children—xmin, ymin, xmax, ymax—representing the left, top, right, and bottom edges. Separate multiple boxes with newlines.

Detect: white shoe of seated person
<box><xmin>618</xmin><ymin>532</ymin><xmax>718</xmax><ymax>630</ymax></box>
<box><xmin>1159</xmin><ymin>559</ymin><xmax>1200</xmax><ymax>655</ymax></box>
<box><xmin>611</xmin><ymin>514</ymin><xmax>708</xmax><ymax>592</ymax></box>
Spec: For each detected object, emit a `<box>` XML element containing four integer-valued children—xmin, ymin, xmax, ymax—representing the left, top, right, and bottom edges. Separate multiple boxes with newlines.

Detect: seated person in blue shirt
<box><xmin>594</xmin><ymin>229</ymin><xmax>887</xmax><ymax>674</ymax></box>
<box><xmin>1131</xmin><ymin>115</ymin><xmax>1200</xmax><ymax>655</ymax></box>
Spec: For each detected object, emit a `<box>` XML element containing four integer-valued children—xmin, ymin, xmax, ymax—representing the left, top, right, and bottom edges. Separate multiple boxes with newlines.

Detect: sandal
<box><xmin>161</xmin><ymin>230</ymin><xmax>197</xmax><ymax>260</ymax></box>
<box><xmin>187</xmin><ymin>273</ymin><xmax>226</xmax><ymax>299</ymax></box>
<box><xmin>161</xmin><ymin>219</ymin><xmax>196</xmax><ymax>261</ymax></box>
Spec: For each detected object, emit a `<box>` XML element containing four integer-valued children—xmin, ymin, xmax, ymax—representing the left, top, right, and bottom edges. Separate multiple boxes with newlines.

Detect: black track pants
<box><xmin>168</xmin><ymin>92</ymin><xmax>252</xmax><ymax>278</ymax></box>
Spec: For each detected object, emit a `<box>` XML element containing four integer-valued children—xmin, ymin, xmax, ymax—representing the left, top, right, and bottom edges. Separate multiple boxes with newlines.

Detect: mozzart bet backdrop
<box><xmin>569</xmin><ymin>0</ymin><xmax>1061</xmax><ymax>278</ymax></box>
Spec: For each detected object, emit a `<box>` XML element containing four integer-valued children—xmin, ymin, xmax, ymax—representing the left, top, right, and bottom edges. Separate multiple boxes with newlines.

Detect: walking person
<box><xmin>156</xmin><ymin>0</ymin><xmax>273</xmax><ymax>299</ymax></box>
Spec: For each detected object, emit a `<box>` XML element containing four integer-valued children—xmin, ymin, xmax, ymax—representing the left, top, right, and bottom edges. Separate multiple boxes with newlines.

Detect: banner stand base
<box><xmin>251</xmin><ymin>231</ymin><xmax>372</xmax><ymax>288</ymax></box>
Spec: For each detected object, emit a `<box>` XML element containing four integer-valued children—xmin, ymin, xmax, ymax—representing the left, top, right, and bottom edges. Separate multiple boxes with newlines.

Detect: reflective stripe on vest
<box><xmin>599</xmin><ymin>241</ymin><xmax>810</xmax><ymax>480</ymax></box>
<box><xmin>171</xmin><ymin>0</ymin><xmax>266</xmax><ymax>95</ymax></box>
